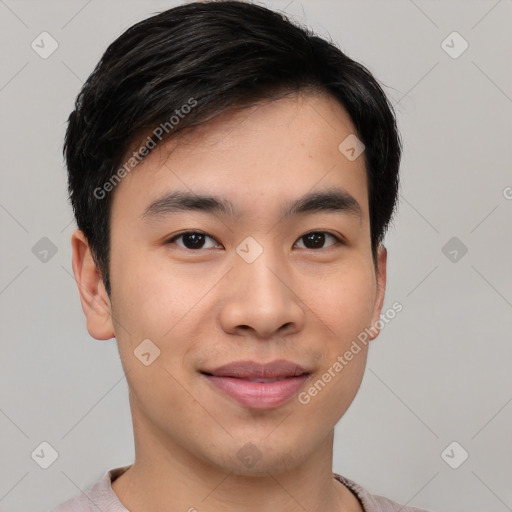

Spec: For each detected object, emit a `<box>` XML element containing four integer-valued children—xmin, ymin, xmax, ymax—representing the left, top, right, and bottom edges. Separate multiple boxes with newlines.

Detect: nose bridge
<box><xmin>219</xmin><ymin>235</ymin><xmax>304</xmax><ymax>338</ymax></box>
<box><xmin>236</xmin><ymin>237</ymin><xmax>288</xmax><ymax>306</ymax></box>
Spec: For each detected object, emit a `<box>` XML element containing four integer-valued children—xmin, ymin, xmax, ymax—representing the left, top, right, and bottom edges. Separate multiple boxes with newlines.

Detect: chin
<box><xmin>203</xmin><ymin>440</ymin><xmax>302</xmax><ymax>477</ymax></box>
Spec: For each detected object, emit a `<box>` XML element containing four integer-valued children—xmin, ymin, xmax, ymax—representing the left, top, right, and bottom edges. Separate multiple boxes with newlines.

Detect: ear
<box><xmin>70</xmin><ymin>229</ymin><xmax>115</xmax><ymax>340</ymax></box>
<box><xmin>368</xmin><ymin>244</ymin><xmax>387</xmax><ymax>341</ymax></box>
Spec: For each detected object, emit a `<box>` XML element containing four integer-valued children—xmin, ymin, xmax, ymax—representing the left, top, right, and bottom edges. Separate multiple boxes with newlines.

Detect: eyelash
<box><xmin>165</xmin><ymin>230</ymin><xmax>344</xmax><ymax>251</ymax></box>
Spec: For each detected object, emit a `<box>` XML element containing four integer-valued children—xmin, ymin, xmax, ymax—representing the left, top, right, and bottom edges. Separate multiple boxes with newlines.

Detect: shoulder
<box><xmin>49</xmin><ymin>466</ymin><xmax>131</xmax><ymax>512</ymax></box>
<box><xmin>333</xmin><ymin>473</ymin><xmax>435</xmax><ymax>512</ymax></box>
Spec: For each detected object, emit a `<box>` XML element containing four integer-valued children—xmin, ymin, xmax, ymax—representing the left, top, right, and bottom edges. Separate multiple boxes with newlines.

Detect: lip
<box><xmin>201</xmin><ymin>359</ymin><xmax>311</xmax><ymax>409</ymax></box>
<box><xmin>202</xmin><ymin>359</ymin><xmax>309</xmax><ymax>379</ymax></box>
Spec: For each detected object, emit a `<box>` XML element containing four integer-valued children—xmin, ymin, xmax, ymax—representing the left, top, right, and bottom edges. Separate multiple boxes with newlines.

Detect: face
<box><xmin>73</xmin><ymin>91</ymin><xmax>386</xmax><ymax>476</ymax></box>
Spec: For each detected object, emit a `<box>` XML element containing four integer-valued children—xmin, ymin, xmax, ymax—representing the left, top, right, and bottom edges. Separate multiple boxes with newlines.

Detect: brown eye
<box><xmin>167</xmin><ymin>231</ymin><xmax>220</xmax><ymax>250</ymax></box>
<box><xmin>295</xmin><ymin>231</ymin><xmax>341</xmax><ymax>250</ymax></box>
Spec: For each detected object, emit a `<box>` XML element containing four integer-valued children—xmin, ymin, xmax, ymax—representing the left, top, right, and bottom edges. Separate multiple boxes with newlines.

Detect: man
<box><xmin>53</xmin><ymin>1</ymin><xmax>433</xmax><ymax>510</ymax></box>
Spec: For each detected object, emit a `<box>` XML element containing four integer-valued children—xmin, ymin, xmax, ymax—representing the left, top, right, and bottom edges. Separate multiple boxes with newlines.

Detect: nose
<box><xmin>218</xmin><ymin>243</ymin><xmax>305</xmax><ymax>340</ymax></box>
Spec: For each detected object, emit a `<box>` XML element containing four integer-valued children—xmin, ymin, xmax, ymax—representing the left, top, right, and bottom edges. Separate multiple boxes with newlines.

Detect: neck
<box><xmin>111</xmin><ymin>399</ymin><xmax>362</xmax><ymax>512</ymax></box>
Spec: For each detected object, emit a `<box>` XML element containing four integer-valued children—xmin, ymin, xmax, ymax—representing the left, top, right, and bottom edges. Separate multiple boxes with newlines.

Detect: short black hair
<box><xmin>64</xmin><ymin>0</ymin><xmax>402</xmax><ymax>298</ymax></box>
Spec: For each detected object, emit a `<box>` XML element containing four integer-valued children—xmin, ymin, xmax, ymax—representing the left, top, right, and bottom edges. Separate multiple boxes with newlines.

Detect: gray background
<box><xmin>0</xmin><ymin>1</ymin><xmax>511</xmax><ymax>511</ymax></box>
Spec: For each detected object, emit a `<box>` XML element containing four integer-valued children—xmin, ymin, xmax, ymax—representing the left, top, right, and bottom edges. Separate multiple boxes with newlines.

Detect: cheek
<box><xmin>309</xmin><ymin>261</ymin><xmax>377</xmax><ymax>340</ymax></box>
<box><xmin>109</xmin><ymin>245</ymin><xmax>214</xmax><ymax>384</ymax></box>
<box><xmin>109</xmin><ymin>259</ymin><xmax>200</xmax><ymax>424</ymax></box>
<box><xmin>298</xmin><ymin>348</ymin><xmax>367</xmax><ymax>432</ymax></box>
<box><xmin>298</xmin><ymin>267</ymin><xmax>373</xmax><ymax>424</ymax></box>
<box><xmin>109</xmin><ymin>241</ymin><xmax>184</xmax><ymax>335</ymax></box>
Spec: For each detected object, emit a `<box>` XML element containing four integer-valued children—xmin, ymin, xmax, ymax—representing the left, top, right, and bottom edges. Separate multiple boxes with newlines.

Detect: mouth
<box><xmin>200</xmin><ymin>359</ymin><xmax>311</xmax><ymax>409</ymax></box>
<box><xmin>201</xmin><ymin>374</ymin><xmax>303</xmax><ymax>382</ymax></box>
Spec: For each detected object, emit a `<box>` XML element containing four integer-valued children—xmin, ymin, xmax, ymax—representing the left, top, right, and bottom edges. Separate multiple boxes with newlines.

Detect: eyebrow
<box><xmin>141</xmin><ymin>187</ymin><xmax>363</xmax><ymax>222</ymax></box>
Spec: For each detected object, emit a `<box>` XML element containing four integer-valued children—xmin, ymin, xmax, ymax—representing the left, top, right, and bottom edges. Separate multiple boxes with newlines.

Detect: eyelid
<box><xmin>166</xmin><ymin>230</ymin><xmax>220</xmax><ymax>249</ymax></box>
<box><xmin>165</xmin><ymin>230</ymin><xmax>345</xmax><ymax>250</ymax></box>
<box><xmin>295</xmin><ymin>231</ymin><xmax>344</xmax><ymax>249</ymax></box>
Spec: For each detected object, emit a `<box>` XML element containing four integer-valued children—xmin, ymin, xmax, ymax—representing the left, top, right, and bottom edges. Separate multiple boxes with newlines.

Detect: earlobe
<box><xmin>70</xmin><ymin>229</ymin><xmax>115</xmax><ymax>340</ymax></box>
<box><xmin>368</xmin><ymin>244</ymin><xmax>387</xmax><ymax>341</ymax></box>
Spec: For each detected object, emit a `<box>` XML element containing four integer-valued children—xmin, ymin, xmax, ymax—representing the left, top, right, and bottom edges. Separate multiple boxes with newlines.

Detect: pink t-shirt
<box><xmin>50</xmin><ymin>465</ymin><xmax>433</xmax><ymax>512</ymax></box>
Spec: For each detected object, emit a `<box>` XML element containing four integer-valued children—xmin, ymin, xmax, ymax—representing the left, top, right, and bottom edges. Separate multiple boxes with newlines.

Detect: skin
<box><xmin>71</xmin><ymin>91</ymin><xmax>387</xmax><ymax>512</ymax></box>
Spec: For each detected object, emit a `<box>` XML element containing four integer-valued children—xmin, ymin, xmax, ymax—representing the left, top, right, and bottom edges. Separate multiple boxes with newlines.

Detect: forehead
<box><xmin>110</xmin><ymin>91</ymin><xmax>368</xmax><ymax>222</ymax></box>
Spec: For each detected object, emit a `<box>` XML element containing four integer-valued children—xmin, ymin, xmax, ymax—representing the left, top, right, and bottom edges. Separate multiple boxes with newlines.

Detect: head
<box><xmin>67</xmin><ymin>1</ymin><xmax>401</xmax><ymax>476</ymax></box>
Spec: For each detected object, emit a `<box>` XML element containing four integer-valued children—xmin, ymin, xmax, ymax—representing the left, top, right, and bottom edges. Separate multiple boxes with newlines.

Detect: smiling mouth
<box><xmin>200</xmin><ymin>371</ymin><xmax>311</xmax><ymax>409</ymax></box>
